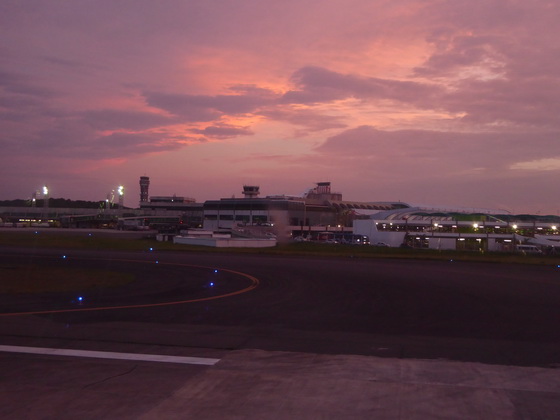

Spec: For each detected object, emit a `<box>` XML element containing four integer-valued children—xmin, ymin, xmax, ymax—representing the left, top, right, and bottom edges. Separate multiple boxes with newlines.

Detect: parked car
<box><xmin>373</xmin><ymin>242</ymin><xmax>390</xmax><ymax>247</ymax></box>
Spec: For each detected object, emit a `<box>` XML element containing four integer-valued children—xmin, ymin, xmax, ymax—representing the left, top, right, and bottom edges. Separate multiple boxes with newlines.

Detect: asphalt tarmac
<box><xmin>2</xmin><ymin>247</ymin><xmax>560</xmax><ymax>365</ymax></box>
<box><xmin>1</xmin><ymin>246</ymin><xmax>560</xmax><ymax>418</ymax></box>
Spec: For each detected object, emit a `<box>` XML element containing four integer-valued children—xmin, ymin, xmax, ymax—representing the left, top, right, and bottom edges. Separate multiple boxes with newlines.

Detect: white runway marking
<box><xmin>0</xmin><ymin>345</ymin><xmax>220</xmax><ymax>365</ymax></box>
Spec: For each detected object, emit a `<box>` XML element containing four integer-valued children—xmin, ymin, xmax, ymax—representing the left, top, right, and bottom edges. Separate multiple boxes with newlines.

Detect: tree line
<box><xmin>0</xmin><ymin>198</ymin><xmax>124</xmax><ymax>209</ymax></box>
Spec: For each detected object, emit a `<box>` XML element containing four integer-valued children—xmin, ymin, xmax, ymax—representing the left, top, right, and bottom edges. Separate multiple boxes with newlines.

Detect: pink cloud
<box><xmin>1</xmin><ymin>0</ymin><xmax>560</xmax><ymax>213</ymax></box>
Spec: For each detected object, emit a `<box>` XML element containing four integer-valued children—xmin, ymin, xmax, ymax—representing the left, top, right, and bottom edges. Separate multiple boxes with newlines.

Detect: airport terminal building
<box><xmin>1</xmin><ymin>177</ymin><xmax>559</xmax><ymax>252</ymax></box>
<box><xmin>353</xmin><ymin>209</ymin><xmax>560</xmax><ymax>253</ymax></box>
<box><xmin>201</xmin><ymin>183</ymin><xmax>408</xmax><ymax>233</ymax></box>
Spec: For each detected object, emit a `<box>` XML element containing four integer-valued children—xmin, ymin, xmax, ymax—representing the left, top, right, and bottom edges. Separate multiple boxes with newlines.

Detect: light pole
<box><xmin>42</xmin><ymin>186</ymin><xmax>49</xmax><ymax>221</ymax></box>
<box><xmin>117</xmin><ymin>185</ymin><xmax>124</xmax><ymax>209</ymax></box>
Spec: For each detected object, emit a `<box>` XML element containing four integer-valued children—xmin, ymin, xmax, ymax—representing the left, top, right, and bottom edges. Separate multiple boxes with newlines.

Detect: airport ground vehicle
<box><xmin>516</xmin><ymin>244</ymin><xmax>543</xmax><ymax>254</ymax></box>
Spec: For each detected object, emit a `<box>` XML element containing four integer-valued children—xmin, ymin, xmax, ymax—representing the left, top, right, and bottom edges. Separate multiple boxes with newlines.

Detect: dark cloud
<box><xmin>442</xmin><ymin>77</ymin><xmax>560</xmax><ymax>128</ymax></box>
<box><xmin>0</xmin><ymin>117</ymin><xmax>190</xmax><ymax>160</ymax></box>
<box><xmin>40</xmin><ymin>56</ymin><xmax>90</xmax><ymax>69</ymax></box>
<box><xmin>414</xmin><ymin>35</ymin><xmax>506</xmax><ymax>78</ymax></box>
<box><xmin>0</xmin><ymin>96</ymin><xmax>54</xmax><ymax>123</ymax></box>
<box><xmin>0</xmin><ymin>70</ymin><xmax>55</xmax><ymax>98</ymax></box>
<box><xmin>259</xmin><ymin>107</ymin><xmax>347</xmax><ymax>132</ymax></box>
<box><xmin>44</xmin><ymin>129</ymin><xmax>188</xmax><ymax>159</ymax></box>
<box><xmin>283</xmin><ymin>66</ymin><xmax>442</xmax><ymax>105</ymax></box>
<box><xmin>316</xmin><ymin>125</ymin><xmax>560</xmax><ymax>170</ymax></box>
<box><xmin>143</xmin><ymin>92</ymin><xmax>221</xmax><ymax>121</ymax></box>
<box><xmin>82</xmin><ymin>109</ymin><xmax>176</xmax><ymax>130</ymax></box>
<box><xmin>191</xmin><ymin>124</ymin><xmax>254</xmax><ymax>139</ymax></box>
<box><xmin>279</xmin><ymin>51</ymin><xmax>560</xmax><ymax>130</ymax></box>
<box><xmin>227</xmin><ymin>84</ymin><xmax>278</xmax><ymax>97</ymax></box>
<box><xmin>0</xmin><ymin>70</ymin><xmax>63</xmax><ymax>130</ymax></box>
<box><xmin>410</xmin><ymin>2</ymin><xmax>560</xmax><ymax>129</ymax></box>
<box><xmin>0</xmin><ymin>118</ymin><xmax>91</xmax><ymax>156</ymax></box>
<box><xmin>410</xmin><ymin>30</ymin><xmax>560</xmax><ymax>128</ymax></box>
<box><xmin>144</xmin><ymin>87</ymin><xmax>276</xmax><ymax>120</ymax></box>
<box><xmin>87</xmin><ymin>132</ymin><xmax>187</xmax><ymax>158</ymax></box>
<box><xmin>309</xmin><ymin>124</ymin><xmax>560</xmax><ymax>212</ymax></box>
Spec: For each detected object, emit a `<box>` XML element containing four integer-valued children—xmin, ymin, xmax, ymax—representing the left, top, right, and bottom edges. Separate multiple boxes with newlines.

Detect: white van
<box><xmin>516</xmin><ymin>244</ymin><xmax>543</xmax><ymax>255</ymax></box>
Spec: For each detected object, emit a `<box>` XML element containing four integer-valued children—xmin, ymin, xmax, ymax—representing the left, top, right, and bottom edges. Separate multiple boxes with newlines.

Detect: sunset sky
<box><xmin>1</xmin><ymin>1</ymin><xmax>559</xmax><ymax>214</ymax></box>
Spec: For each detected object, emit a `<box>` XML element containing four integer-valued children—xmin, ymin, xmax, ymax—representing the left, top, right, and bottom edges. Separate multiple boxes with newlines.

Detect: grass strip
<box><xmin>0</xmin><ymin>263</ymin><xmax>134</xmax><ymax>294</ymax></box>
<box><xmin>1</xmin><ymin>230</ymin><xmax>559</xmax><ymax>265</ymax></box>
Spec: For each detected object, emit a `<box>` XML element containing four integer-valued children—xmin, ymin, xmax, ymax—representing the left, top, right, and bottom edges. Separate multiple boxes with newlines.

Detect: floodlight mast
<box><xmin>42</xmin><ymin>185</ymin><xmax>49</xmax><ymax>221</ymax></box>
<box><xmin>117</xmin><ymin>185</ymin><xmax>124</xmax><ymax>209</ymax></box>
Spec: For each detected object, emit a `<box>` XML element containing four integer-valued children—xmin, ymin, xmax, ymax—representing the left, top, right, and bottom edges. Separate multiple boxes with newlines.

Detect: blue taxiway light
<box><xmin>209</xmin><ymin>282</ymin><xmax>214</xmax><ymax>287</ymax></box>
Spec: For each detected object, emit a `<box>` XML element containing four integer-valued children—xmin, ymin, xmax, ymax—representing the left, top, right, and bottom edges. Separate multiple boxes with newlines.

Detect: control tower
<box><xmin>242</xmin><ymin>185</ymin><xmax>260</xmax><ymax>198</ymax></box>
<box><xmin>139</xmin><ymin>176</ymin><xmax>150</xmax><ymax>204</ymax></box>
<box><xmin>304</xmin><ymin>181</ymin><xmax>342</xmax><ymax>202</ymax></box>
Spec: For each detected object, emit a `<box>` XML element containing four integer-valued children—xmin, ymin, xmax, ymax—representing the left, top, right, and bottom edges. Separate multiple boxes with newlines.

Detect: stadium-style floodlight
<box><xmin>117</xmin><ymin>185</ymin><xmax>124</xmax><ymax>209</ymax></box>
<box><xmin>41</xmin><ymin>185</ymin><xmax>49</xmax><ymax>220</ymax></box>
